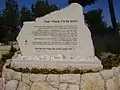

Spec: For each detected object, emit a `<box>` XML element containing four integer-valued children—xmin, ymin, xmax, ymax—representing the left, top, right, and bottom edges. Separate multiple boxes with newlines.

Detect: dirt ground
<box><xmin>0</xmin><ymin>61</ymin><xmax>5</xmax><ymax>77</ymax></box>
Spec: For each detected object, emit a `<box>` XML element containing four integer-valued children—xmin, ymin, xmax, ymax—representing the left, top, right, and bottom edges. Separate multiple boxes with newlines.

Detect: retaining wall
<box><xmin>2</xmin><ymin>62</ymin><xmax>120</xmax><ymax>90</ymax></box>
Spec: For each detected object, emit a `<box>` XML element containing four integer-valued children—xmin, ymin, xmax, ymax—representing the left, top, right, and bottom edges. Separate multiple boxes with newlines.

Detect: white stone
<box><xmin>117</xmin><ymin>66</ymin><xmax>120</xmax><ymax>72</ymax></box>
<box><xmin>60</xmin><ymin>74</ymin><xmax>80</xmax><ymax>85</ymax></box>
<box><xmin>47</xmin><ymin>74</ymin><xmax>59</xmax><ymax>88</ymax></box>
<box><xmin>106</xmin><ymin>77</ymin><xmax>119</xmax><ymax>90</ymax></box>
<box><xmin>81</xmin><ymin>73</ymin><xmax>104</xmax><ymax>90</ymax></box>
<box><xmin>100</xmin><ymin>70</ymin><xmax>114</xmax><ymax>80</ymax></box>
<box><xmin>0</xmin><ymin>78</ymin><xmax>2</xmax><ymax>87</ymax></box>
<box><xmin>22</xmin><ymin>74</ymin><xmax>30</xmax><ymax>85</ymax></box>
<box><xmin>3</xmin><ymin>69</ymin><xmax>14</xmax><ymax>81</ymax></box>
<box><xmin>11</xmin><ymin>57</ymin><xmax>102</xmax><ymax>70</ymax></box>
<box><xmin>12</xmin><ymin>3</ymin><xmax>102</xmax><ymax>70</ymax></box>
<box><xmin>5</xmin><ymin>80</ymin><xmax>19</xmax><ymax>90</ymax></box>
<box><xmin>117</xmin><ymin>73</ymin><xmax>120</xmax><ymax>89</ymax></box>
<box><xmin>30</xmin><ymin>74</ymin><xmax>47</xmax><ymax>82</ymax></box>
<box><xmin>112</xmin><ymin>67</ymin><xmax>119</xmax><ymax>76</ymax></box>
<box><xmin>31</xmin><ymin>82</ymin><xmax>57</xmax><ymax>90</ymax></box>
<box><xmin>17</xmin><ymin>82</ymin><xmax>30</xmax><ymax>90</ymax></box>
<box><xmin>67</xmin><ymin>84</ymin><xmax>79</xmax><ymax>90</ymax></box>
<box><xmin>13</xmin><ymin>72</ymin><xmax>22</xmax><ymax>81</ymax></box>
<box><xmin>59</xmin><ymin>83</ymin><xmax>68</xmax><ymax>90</ymax></box>
<box><xmin>17</xmin><ymin>3</ymin><xmax>94</xmax><ymax>58</ymax></box>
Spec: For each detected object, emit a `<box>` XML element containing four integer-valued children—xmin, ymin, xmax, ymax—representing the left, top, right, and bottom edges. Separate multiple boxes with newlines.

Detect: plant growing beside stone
<box><xmin>1</xmin><ymin>45</ymin><xmax>17</xmax><ymax>61</ymax></box>
<box><xmin>6</xmin><ymin>65</ymin><xmax>95</xmax><ymax>74</ymax></box>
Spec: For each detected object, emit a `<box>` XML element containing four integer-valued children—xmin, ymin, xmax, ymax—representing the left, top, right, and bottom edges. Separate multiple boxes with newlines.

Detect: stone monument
<box><xmin>11</xmin><ymin>3</ymin><xmax>103</xmax><ymax>70</ymax></box>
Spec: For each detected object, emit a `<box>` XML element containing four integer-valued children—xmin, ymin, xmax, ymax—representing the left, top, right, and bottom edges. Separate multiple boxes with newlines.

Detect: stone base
<box><xmin>2</xmin><ymin>62</ymin><xmax>120</xmax><ymax>90</ymax></box>
<box><xmin>11</xmin><ymin>56</ymin><xmax>103</xmax><ymax>71</ymax></box>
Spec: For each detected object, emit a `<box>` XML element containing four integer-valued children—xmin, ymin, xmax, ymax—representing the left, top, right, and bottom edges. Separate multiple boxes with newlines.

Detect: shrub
<box><xmin>6</xmin><ymin>64</ymin><xmax>95</xmax><ymax>74</ymax></box>
<box><xmin>1</xmin><ymin>45</ymin><xmax>17</xmax><ymax>61</ymax></box>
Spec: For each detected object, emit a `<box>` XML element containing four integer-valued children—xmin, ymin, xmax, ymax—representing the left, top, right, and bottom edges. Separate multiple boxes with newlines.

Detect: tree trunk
<box><xmin>108</xmin><ymin>0</ymin><xmax>118</xmax><ymax>34</ymax></box>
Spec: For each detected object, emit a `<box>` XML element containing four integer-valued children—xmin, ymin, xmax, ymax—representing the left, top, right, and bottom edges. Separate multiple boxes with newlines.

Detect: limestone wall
<box><xmin>2</xmin><ymin>62</ymin><xmax>120</xmax><ymax>90</ymax></box>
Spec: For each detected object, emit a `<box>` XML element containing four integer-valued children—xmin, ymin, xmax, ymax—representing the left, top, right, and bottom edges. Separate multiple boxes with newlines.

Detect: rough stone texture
<box><xmin>117</xmin><ymin>73</ymin><xmax>120</xmax><ymax>90</ymax></box>
<box><xmin>117</xmin><ymin>66</ymin><xmax>120</xmax><ymax>72</ymax></box>
<box><xmin>0</xmin><ymin>86</ymin><xmax>3</xmax><ymax>90</ymax></box>
<box><xmin>13</xmin><ymin>72</ymin><xmax>22</xmax><ymax>81</ymax></box>
<box><xmin>59</xmin><ymin>83</ymin><xmax>68</xmax><ymax>90</ymax></box>
<box><xmin>22</xmin><ymin>74</ymin><xmax>30</xmax><ymax>85</ymax></box>
<box><xmin>3</xmin><ymin>69</ymin><xmax>14</xmax><ymax>81</ymax></box>
<box><xmin>47</xmin><ymin>74</ymin><xmax>59</xmax><ymax>88</ymax></box>
<box><xmin>67</xmin><ymin>84</ymin><xmax>79</xmax><ymax>90</ymax></box>
<box><xmin>0</xmin><ymin>78</ymin><xmax>2</xmax><ymax>90</ymax></box>
<box><xmin>100</xmin><ymin>70</ymin><xmax>114</xmax><ymax>80</ymax></box>
<box><xmin>112</xmin><ymin>67</ymin><xmax>119</xmax><ymax>76</ymax></box>
<box><xmin>81</xmin><ymin>73</ymin><xmax>105</xmax><ymax>90</ymax></box>
<box><xmin>2</xmin><ymin>64</ymin><xmax>120</xmax><ymax>90</ymax></box>
<box><xmin>17</xmin><ymin>82</ymin><xmax>30</xmax><ymax>90</ymax></box>
<box><xmin>60</xmin><ymin>74</ymin><xmax>80</xmax><ymax>85</ymax></box>
<box><xmin>31</xmin><ymin>82</ymin><xmax>57</xmax><ymax>90</ymax></box>
<box><xmin>5</xmin><ymin>80</ymin><xmax>19</xmax><ymax>90</ymax></box>
<box><xmin>106</xmin><ymin>76</ymin><xmax>119</xmax><ymax>90</ymax></box>
<box><xmin>0</xmin><ymin>78</ymin><xmax>2</xmax><ymax>87</ymax></box>
<box><xmin>30</xmin><ymin>74</ymin><xmax>47</xmax><ymax>82</ymax></box>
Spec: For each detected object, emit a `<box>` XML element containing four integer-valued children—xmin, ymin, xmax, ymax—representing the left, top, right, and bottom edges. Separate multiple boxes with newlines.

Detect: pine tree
<box><xmin>20</xmin><ymin>6</ymin><xmax>34</xmax><ymax>25</ymax></box>
<box><xmin>2</xmin><ymin>0</ymin><xmax>20</xmax><ymax>41</ymax></box>
<box><xmin>31</xmin><ymin>0</ymin><xmax>58</xmax><ymax>18</ymax></box>
<box><xmin>3</xmin><ymin>0</ymin><xmax>20</xmax><ymax>27</ymax></box>
<box><xmin>68</xmin><ymin>0</ymin><xmax>97</xmax><ymax>7</ymax></box>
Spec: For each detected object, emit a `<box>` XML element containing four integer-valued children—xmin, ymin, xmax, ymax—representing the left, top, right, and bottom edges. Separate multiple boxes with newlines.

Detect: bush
<box><xmin>1</xmin><ymin>52</ymin><xmax>14</xmax><ymax>61</ymax></box>
<box><xmin>99</xmin><ymin>53</ymin><xmax>120</xmax><ymax>69</ymax></box>
<box><xmin>6</xmin><ymin>65</ymin><xmax>95</xmax><ymax>74</ymax></box>
<box><xmin>93</xmin><ymin>35</ymin><xmax>120</xmax><ymax>56</ymax></box>
<box><xmin>1</xmin><ymin>45</ymin><xmax>17</xmax><ymax>61</ymax></box>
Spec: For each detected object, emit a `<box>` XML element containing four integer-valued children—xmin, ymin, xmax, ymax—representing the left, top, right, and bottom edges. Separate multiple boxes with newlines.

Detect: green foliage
<box><xmin>85</xmin><ymin>9</ymin><xmax>114</xmax><ymax>35</ymax></box>
<box><xmin>3</xmin><ymin>0</ymin><xmax>20</xmax><ymax>26</ymax></box>
<box><xmin>1</xmin><ymin>45</ymin><xmax>17</xmax><ymax>61</ymax></box>
<box><xmin>117</xmin><ymin>22</ymin><xmax>120</xmax><ymax>32</ymax></box>
<box><xmin>68</xmin><ymin>0</ymin><xmax>97</xmax><ymax>7</ymax></box>
<box><xmin>93</xmin><ymin>35</ymin><xmax>120</xmax><ymax>56</ymax></box>
<box><xmin>9</xmin><ymin>45</ymin><xmax>17</xmax><ymax>53</ymax></box>
<box><xmin>1</xmin><ymin>52</ymin><xmax>14</xmax><ymax>61</ymax></box>
<box><xmin>100</xmin><ymin>54</ymin><xmax>120</xmax><ymax>69</ymax></box>
<box><xmin>0</xmin><ymin>0</ymin><xmax>20</xmax><ymax>42</ymax></box>
<box><xmin>6</xmin><ymin>65</ymin><xmax>95</xmax><ymax>74</ymax></box>
<box><xmin>0</xmin><ymin>0</ymin><xmax>59</xmax><ymax>42</ymax></box>
<box><xmin>31</xmin><ymin>0</ymin><xmax>58</xmax><ymax>18</ymax></box>
<box><xmin>20</xmin><ymin>6</ymin><xmax>34</xmax><ymax>25</ymax></box>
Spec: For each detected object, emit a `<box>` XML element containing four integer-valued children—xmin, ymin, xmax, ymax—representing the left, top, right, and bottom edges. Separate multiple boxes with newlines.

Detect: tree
<box><xmin>68</xmin><ymin>0</ymin><xmax>97</xmax><ymax>7</ymax></box>
<box><xmin>3</xmin><ymin>0</ymin><xmax>20</xmax><ymax>27</ymax></box>
<box><xmin>31</xmin><ymin>0</ymin><xmax>58</xmax><ymax>18</ymax></box>
<box><xmin>1</xmin><ymin>0</ymin><xmax>20</xmax><ymax>41</ymax></box>
<box><xmin>108</xmin><ymin>0</ymin><xmax>118</xmax><ymax>34</ymax></box>
<box><xmin>0</xmin><ymin>15</ymin><xmax>8</xmax><ymax>42</ymax></box>
<box><xmin>85</xmin><ymin>9</ymin><xmax>111</xmax><ymax>35</ymax></box>
<box><xmin>20</xmin><ymin>6</ymin><xmax>34</xmax><ymax>26</ymax></box>
<box><xmin>117</xmin><ymin>22</ymin><xmax>120</xmax><ymax>33</ymax></box>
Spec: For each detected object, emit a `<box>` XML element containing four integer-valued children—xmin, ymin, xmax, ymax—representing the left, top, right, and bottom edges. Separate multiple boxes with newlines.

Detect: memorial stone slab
<box><xmin>17</xmin><ymin>3</ymin><xmax>94</xmax><ymax>58</ymax></box>
<box><xmin>12</xmin><ymin>3</ymin><xmax>102</xmax><ymax>70</ymax></box>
